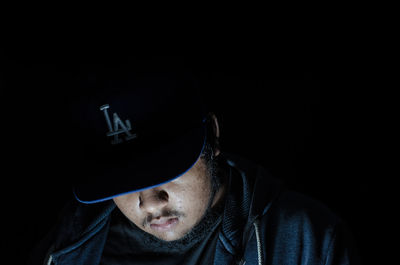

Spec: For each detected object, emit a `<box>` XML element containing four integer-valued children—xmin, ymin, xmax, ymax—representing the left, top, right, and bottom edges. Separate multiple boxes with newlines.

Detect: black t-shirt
<box><xmin>100</xmin><ymin>204</ymin><xmax>223</xmax><ymax>265</ymax></box>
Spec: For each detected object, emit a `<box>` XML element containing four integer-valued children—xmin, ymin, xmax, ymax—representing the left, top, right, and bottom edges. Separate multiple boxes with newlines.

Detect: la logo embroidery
<box><xmin>100</xmin><ymin>104</ymin><xmax>137</xmax><ymax>145</ymax></box>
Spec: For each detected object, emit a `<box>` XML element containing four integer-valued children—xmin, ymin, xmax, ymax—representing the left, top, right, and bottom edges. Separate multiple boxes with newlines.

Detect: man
<box><xmin>29</xmin><ymin>66</ymin><xmax>359</xmax><ymax>265</ymax></box>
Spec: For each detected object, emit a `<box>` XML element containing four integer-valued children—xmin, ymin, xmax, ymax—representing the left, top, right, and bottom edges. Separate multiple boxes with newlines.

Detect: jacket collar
<box><xmin>221</xmin><ymin>153</ymin><xmax>283</xmax><ymax>254</ymax></box>
<box><xmin>53</xmin><ymin>200</ymin><xmax>116</xmax><ymax>251</ymax></box>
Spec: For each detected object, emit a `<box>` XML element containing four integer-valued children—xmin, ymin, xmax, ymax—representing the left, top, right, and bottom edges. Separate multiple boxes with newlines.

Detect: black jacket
<box><xmin>29</xmin><ymin>154</ymin><xmax>359</xmax><ymax>264</ymax></box>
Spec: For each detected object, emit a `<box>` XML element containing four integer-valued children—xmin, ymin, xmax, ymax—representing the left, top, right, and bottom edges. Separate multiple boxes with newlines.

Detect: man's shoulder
<box><xmin>260</xmin><ymin>189</ymin><xmax>348</xmax><ymax>251</ymax></box>
<box><xmin>259</xmin><ymin>190</ymin><xmax>359</xmax><ymax>264</ymax></box>
<box><xmin>224</xmin><ymin>152</ymin><xmax>343</xmax><ymax>228</ymax></box>
<box><xmin>272</xmin><ymin>190</ymin><xmax>342</xmax><ymax>226</ymax></box>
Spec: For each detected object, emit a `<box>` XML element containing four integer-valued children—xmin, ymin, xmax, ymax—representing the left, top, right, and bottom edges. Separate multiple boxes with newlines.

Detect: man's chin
<box><xmin>139</xmin><ymin>206</ymin><xmax>222</xmax><ymax>252</ymax></box>
<box><xmin>148</xmin><ymin>228</ymin><xmax>188</xmax><ymax>242</ymax></box>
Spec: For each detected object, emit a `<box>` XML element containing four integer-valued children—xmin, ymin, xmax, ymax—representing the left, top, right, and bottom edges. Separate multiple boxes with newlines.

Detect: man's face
<box><xmin>113</xmin><ymin>157</ymin><xmax>213</xmax><ymax>241</ymax></box>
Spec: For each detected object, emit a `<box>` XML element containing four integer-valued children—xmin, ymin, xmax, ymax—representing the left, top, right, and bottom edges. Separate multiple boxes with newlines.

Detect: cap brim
<box><xmin>73</xmin><ymin>123</ymin><xmax>206</xmax><ymax>204</ymax></box>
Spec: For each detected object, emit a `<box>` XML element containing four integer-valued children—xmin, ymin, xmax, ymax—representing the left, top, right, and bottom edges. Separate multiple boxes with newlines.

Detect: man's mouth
<box><xmin>149</xmin><ymin>217</ymin><xmax>179</xmax><ymax>231</ymax></box>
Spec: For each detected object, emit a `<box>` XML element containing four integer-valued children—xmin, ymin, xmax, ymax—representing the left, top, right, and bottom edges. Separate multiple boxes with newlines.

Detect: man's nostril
<box><xmin>158</xmin><ymin>190</ymin><xmax>169</xmax><ymax>201</ymax></box>
<box><xmin>139</xmin><ymin>196</ymin><xmax>143</xmax><ymax>206</ymax></box>
<box><xmin>138</xmin><ymin>190</ymin><xmax>168</xmax><ymax>209</ymax></box>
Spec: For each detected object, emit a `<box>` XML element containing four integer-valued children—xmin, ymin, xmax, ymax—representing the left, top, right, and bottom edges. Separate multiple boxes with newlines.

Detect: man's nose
<box><xmin>138</xmin><ymin>188</ymin><xmax>169</xmax><ymax>214</ymax></box>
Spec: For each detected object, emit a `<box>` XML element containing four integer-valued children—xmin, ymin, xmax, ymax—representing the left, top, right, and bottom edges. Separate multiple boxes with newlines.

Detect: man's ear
<box><xmin>209</xmin><ymin>113</ymin><xmax>221</xmax><ymax>156</ymax></box>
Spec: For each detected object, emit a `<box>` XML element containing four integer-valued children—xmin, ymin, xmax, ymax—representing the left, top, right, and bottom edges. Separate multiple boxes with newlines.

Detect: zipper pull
<box><xmin>46</xmin><ymin>255</ymin><xmax>53</xmax><ymax>265</ymax></box>
<box><xmin>237</xmin><ymin>258</ymin><xmax>246</xmax><ymax>265</ymax></box>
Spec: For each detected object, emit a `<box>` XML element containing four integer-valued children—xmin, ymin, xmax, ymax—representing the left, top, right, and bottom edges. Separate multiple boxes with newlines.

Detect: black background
<box><xmin>2</xmin><ymin>48</ymin><xmax>381</xmax><ymax>264</ymax></box>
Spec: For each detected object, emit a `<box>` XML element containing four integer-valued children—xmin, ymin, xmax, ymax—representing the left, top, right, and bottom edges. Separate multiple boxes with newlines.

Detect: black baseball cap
<box><xmin>69</xmin><ymin>66</ymin><xmax>208</xmax><ymax>204</ymax></box>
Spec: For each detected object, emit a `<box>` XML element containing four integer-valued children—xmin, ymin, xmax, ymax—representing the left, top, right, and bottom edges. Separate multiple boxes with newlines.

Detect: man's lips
<box><xmin>150</xmin><ymin>217</ymin><xmax>179</xmax><ymax>231</ymax></box>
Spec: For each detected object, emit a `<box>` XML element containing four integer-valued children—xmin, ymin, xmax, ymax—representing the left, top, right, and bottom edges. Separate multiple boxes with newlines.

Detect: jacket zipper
<box><xmin>46</xmin><ymin>254</ymin><xmax>53</xmax><ymax>265</ymax></box>
<box><xmin>253</xmin><ymin>220</ymin><xmax>263</xmax><ymax>265</ymax></box>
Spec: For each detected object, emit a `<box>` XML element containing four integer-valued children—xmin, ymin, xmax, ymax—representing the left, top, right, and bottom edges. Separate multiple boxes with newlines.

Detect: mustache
<box><xmin>142</xmin><ymin>209</ymin><xmax>186</xmax><ymax>227</ymax></box>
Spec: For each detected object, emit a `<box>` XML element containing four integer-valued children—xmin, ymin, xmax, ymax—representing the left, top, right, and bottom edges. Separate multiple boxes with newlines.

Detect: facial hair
<box><xmin>142</xmin><ymin>209</ymin><xmax>186</xmax><ymax>228</ymax></box>
<box><xmin>127</xmin><ymin>197</ymin><xmax>223</xmax><ymax>254</ymax></box>
<box><xmin>133</xmin><ymin>157</ymin><xmax>224</xmax><ymax>253</ymax></box>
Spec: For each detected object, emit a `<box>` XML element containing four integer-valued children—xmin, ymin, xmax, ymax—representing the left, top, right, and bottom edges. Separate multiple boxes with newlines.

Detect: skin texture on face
<box><xmin>114</xmin><ymin>113</ymin><xmax>223</xmax><ymax>242</ymax></box>
<box><xmin>113</xmin><ymin>157</ymin><xmax>216</xmax><ymax>241</ymax></box>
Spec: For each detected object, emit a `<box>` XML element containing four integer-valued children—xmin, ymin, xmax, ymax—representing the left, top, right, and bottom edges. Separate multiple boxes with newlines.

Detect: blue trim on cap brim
<box><xmin>74</xmin><ymin>126</ymin><xmax>208</xmax><ymax>204</ymax></box>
